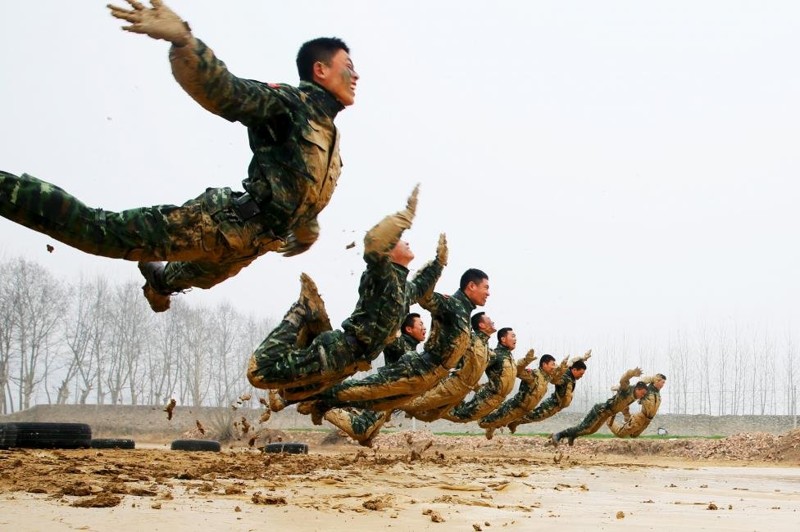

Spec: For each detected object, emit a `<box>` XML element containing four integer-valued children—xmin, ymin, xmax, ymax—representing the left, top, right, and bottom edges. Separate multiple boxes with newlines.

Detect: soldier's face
<box><xmin>315</xmin><ymin>49</ymin><xmax>359</xmax><ymax>106</ymax></box>
<box><xmin>572</xmin><ymin>368</ymin><xmax>586</xmax><ymax>380</ymax></box>
<box><xmin>635</xmin><ymin>388</ymin><xmax>647</xmax><ymax>399</ymax></box>
<box><xmin>501</xmin><ymin>330</ymin><xmax>516</xmax><ymax>350</ymax></box>
<box><xmin>654</xmin><ymin>378</ymin><xmax>666</xmax><ymax>390</ymax></box>
<box><xmin>480</xmin><ymin>315</ymin><xmax>497</xmax><ymax>335</ymax></box>
<box><xmin>465</xmin><ymin>278</ymin><xmax>490</xmax><ymax>306</ymax></box>
<box><xmin>389</xmin><ymin>240</ymin><xmax>414</xmax><ymax>266</ymax></box>
<box><xmin>407</xmin><ymin>317</ymin><xmax>427</xmax><ymax>342</ymax></box>
<box><xmin>541</xmin><ymin>360</ymin><xmax>556</xmax><ymax>374</ymax></box>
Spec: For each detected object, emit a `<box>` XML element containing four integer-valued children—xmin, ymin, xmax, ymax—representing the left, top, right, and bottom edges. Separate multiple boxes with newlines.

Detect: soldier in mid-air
<box><xmin>507</xmin><ymin>353</ymin><xmax>590</xmax><ymax>433</ymax></box>
<box><xmin>550</xmin><ymin>367</ymin><xmax>645</xmax><ymax>447</ymax></box>
<box><xmin>608</xmin><ymin>373</ymin><xmax>666</xmax><ymax>437</ymax></box>
<box><xmin>479</xmin><ymin>353</ymin><xmax>569</xmax><ymax>440</ymax></box>
<box><xmin>1</xmin><ymin>0</ymin><xmax>358</xmax><ymax>312</ymax></box>
<box><xmin>247</xmin><ymin>187</ymin><xmax>446</xmax><ymax>400</ymax></box>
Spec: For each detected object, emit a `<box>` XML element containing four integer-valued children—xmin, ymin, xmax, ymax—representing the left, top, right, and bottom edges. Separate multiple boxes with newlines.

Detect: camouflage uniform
<box><xmin>479</xmin><ymin>355</ymin><xmax>568</xmax><ymax>438</ymax></box>
<box><xmin>554</xmin><ymin>368</ymin><xmax>641</xmax><ymax>445</ymax></box>
<box><xmin>0</xmin><ymin>38</ymin><xmax>344</xmax><ymax>293</ymax></box>
<box><xmin>383</xmin><ymin>333</ymin><xmax>420</xmax><ymax>366</ymax></box>
<box><xmin>311</xmin><ymin>288</ymin><xmax>476</xmax><ymax>412</ymax></box>
<box><xmin>442</xmin><ymin>342</ymin><xmax>517</xmax><ymax>423</ymax></box>
<box><xmin>402</xmin><ymin>330</ymin><xmax>492</xmax><ymax>422</ymax></box>
<box><xmin>508</xmin><ymin>369</ymin><xmax>579</xmax><ymax>432</ymax></box>
<box><xmin>247</xmin><ymin>190</ymin><xmax>444</xmax><ymax>394</ymax></box>
<box><xmin>608</xmin><ymin>377</ymin><xmax>662</xmax><ymax>437</ymax></box>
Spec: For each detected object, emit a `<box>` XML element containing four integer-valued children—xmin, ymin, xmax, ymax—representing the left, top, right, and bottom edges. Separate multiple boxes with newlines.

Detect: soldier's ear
<box><xmin>312</xmin><ymin>60</ymin><xmax>329</xmax><ymax>82</ymax></box>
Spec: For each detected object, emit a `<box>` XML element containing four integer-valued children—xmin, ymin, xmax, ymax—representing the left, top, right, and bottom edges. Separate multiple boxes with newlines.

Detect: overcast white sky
<box><xmin>2</xmin><ymin>1</ymin><xmax>799</xmax><ymax>363</ymax></box>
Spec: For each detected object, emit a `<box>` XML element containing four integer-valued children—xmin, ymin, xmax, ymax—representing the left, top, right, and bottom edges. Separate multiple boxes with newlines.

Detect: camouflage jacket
<box><xmin>382</xmin><ymin>333</ymin><xmax>420</xmax><ymax>366</ymax></box>
<box><xmin>342</xmin><ymin>256</ymin><xmax>443</xmax><ymax>362</ymax></box>
<box><xmin>170</xmin><ymin>40</ymin><xmax>344</xmax><ymax>238</ymax></box>
<box><xmin>403</xmin><ymin>330</ymin><xmax>491</xmax><ymax>416</ymax></box>
<box><xmin>340</xmin><ymin>186</ymin><xmax>441</xmax><ymax>361</ymax></box>
<box><xmin>514</xmin><ymin>360</ymin><xmax>569</xmax><ymax>411</ymax></box>
<box><xmin>639</xmin><ymin>383</ymin><xmax>662</xmax><ymax>419</ymax></box>
<box><xmin>485</xmin><ymin>346</ymin><xmax>514</xmax><ymax>390</ymax></box>
<box><xmin>418</xmin><ymin>289</ymin><xmax>476</xmax><ymax>369</ymax></box>
<box><xmin>601</xmin><ymin>370</ymin><xmax>639</xmax><ymax>413</ymax></box>
<box><xmin>553</xmin><ymin>370</ymin><xmax>578</xmax><ymax>408</ymax></box>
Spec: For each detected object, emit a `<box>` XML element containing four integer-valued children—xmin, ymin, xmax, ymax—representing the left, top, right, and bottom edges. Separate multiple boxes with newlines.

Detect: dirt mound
<box><xmin>764</xmin><ymin>428</ymin><xmax>800</xmax><ymax>462</ymax></box>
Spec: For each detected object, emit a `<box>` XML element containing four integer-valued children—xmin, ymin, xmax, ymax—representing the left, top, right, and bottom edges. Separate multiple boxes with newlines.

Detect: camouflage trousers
<box><xmin>479</xmin><ymin>384</ymin><xmax>538</xmax><ymax>430</ymax></box>
<box><xmin>319</xmin><ymin>351</ymin><xmax>449</xmax><ymax>411</ymax></box>
<box><xmin>402</xmin><ymin>374</ymin><xmax>475</xmax><ymax>422</ymax></box>
<box><xmin>0</xmin><ymin>171</ymin><xmax>282</xmax><ymax>291</ymax></box>
<box><xmin>323</xmin><ymin>408</ymin><xmax>389</xmax><ymax>446</ymax></box>
<box><xmin>247</xmin><ymin>314</ymin><xmax>369</xmax><ymax>392</ymax></box>
<box><xmin>608</xmin><ymin>411</ymin><xmax>651</xmax><ymax>438</ymax></box>
<box><xmin>445</xmin><ymin>384</ymin><xmax>507</xmax><ymax>423</ymax></box>
<box><xmin>511</xmin><ymin>395</ymin><xmax>562</xmax><ymax>429</ymax></box>
<box><xmin>559</xmin><ymin>403</ymin><xmax>615</xmax><ymax>440</ymax></box>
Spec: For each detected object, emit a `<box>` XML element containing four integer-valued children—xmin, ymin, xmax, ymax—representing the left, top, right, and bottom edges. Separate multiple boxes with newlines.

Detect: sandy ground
<box><xmin>1</xmin><ymin>431</ymin><xmax>799</xmax><ymax>531</ymax></box>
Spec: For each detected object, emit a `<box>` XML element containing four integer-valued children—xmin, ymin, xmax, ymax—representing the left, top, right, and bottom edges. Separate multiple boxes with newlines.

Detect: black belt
<box><xmin>232</xmin><ymin>192</ymin><xmax>262</xmax><ymax>220</ymax></box>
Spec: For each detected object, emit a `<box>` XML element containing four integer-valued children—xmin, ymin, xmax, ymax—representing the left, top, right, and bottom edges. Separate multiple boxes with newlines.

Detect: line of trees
<box><xmin>0</xmin><ymin>257</ymin><xmax>274</xmax><ymax>415</ymax></box>
<box><xmin>1</xmin><ymin>255</ymin><xmax>797</xmax><ymax>417</ymax></box>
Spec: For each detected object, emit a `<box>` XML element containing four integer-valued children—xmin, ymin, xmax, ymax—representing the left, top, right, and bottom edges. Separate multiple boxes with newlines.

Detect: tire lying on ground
<box><xmin>264</xmin><ymin>442</ymin><xmax>308</xmax><ymax>454</ymax></box>
<box><xmin>170</xmin><ymin>439</ymin><xmax>221</xmax><ymax>452</ymax></box>
<box><xmin>90</xmin><ymin>438</ymin><xmax>136</xmax><ymax>450</ymax></box>
<box><xmin>0</xmin><ymin>422</ymin><xmax>92</xmax><ymax>449</ymax></box>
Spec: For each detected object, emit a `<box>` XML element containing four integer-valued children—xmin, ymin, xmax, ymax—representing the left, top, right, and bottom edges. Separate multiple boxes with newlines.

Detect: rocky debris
<box><xmin>358</xmin><ymin>429</ymin><xmax>800</xmax><ymax>463</ymax></box>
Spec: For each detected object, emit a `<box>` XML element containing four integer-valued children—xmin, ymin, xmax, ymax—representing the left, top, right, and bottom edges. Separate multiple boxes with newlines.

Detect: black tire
<box><xmin>90</xmin><ymin>438</ymin><xmax>136</xmax><ymax>450</ymax></box>
<box><xmin>0</xmin><ymin>422</ymin><xmax>92</xmax><ymax>449</ymax></box>
<box><xmin>170</xmin><ymin>439</ymin><xmax>221</xmax><ymax>452</ymax></box>
<box><xmin>264</xmin><ymin>442</ymin><xmax>308</xmax><ymax>454</ymax></box>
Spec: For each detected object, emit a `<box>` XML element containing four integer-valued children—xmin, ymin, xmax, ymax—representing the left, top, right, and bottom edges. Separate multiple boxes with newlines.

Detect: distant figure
<box><xmin>479</xmin><ymin>353</ymin><xmax>569</xmax><ymax>440</ymax></box>
<box><xmin>550</xmin><ymin>367</ymin><xmax>645</xmax><ymax>447</ymax></box>
<box><xmin>608</xmin><ymin>373</ymin><xmax>666</xmax><ymax>437</ymax></box>
<box><xmin>507</xmin><ymin>352</ymin><xmax>591</xmax><ymax>433</ymax></box>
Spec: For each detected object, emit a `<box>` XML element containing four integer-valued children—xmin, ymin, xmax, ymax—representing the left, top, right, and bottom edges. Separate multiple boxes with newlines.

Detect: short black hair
<box><xmin>634</xmin><ymin>382</ymin><xmax>648</xmax><ymax>392</ymax></box>
<box><xmin>497</xmin><ymin>327</ymin><xmax>513</xmax><ymax>342</ymax></box>
<box><xmin>296</xmin><ymin>37</ymin><xmax>350</xmax><ymax>82</ymax></box>
<box><xmin>656</xmin><ymin>373</ymin><xmax>667</xmax><ymax>381</ymax></box>
<box><xmin>470</xmin><ymin>312</ymin><xmax>486</xmax><ymax>333</ymax></box>
<box><xmin>570</xmin><ymin>360</ymin><xmax>587</xmax><ymax>371</ymax></box>
<box><xmin>538</xmin><ymin>354</ymin><xmax>556</xmax><ymax>368</ymax></box>
<box><xmin>401</xmin><ymin>313</ymin><xmax>420</xmax><ymax>334</ymax></box>
<box><xmin>460</xmin><ymin>268</ymin><xmax>488</xmax><ymax>291</ymax></box>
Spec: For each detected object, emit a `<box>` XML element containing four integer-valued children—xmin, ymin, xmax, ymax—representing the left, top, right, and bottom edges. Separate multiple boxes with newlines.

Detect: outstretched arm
<box><xmin>549</xmin><ymin>356</ymin><xmax>570</xmax><ymax>384</ymax></box>
<box><xmin>109</xmin><ymin>1</ymin><xmax>290</xmax><ymax>126</ymax></box>
<box><xmin>516</xmin><ymin>349</ymin><xmax>537</xmax><ymax>380</ymax></box>
<box><xmin>568</xmin><ymin>349</ymin><xmax>592</xmax><ymax>366</ymax></box>
<box><xmin>363</xmin><ymin>185</ymin><xmax>418</xmax><ymax>260</ymax></box>
<box><xmin>108</xmin><ymin>0</ymin><xmax>193</xmax><ymax>46</ymax></box>
<box><xmin>407</xmin><ymin>233</ymin><xmax>447</xmax><ymax>304</ymax></box>
<box><xmin>619</xmin><ymin>367</ymin><xmax>642</xmax><ymax>390</ymax></box>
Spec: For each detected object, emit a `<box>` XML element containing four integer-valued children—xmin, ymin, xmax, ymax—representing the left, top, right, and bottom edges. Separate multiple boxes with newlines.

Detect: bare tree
<box><xmin>0</xmin><ymin>259</ymin><xmax>18</xmax><ymax>414</ymax></box>
<box><xmin>696</xmin><ymin>323</ymin><xmax>713</xmax><ymax>415</ymax></box>
<box><xmin>103</xmin><ymin>281</ymin><xmax>150</xmax><ymax>405</ymax></box>
<box><xmin>179</xmin><ymin>305</ymin><xmax>212</xmax><ymax>406</ymax></box>
<box><xmin>5</xmin><ymin>258</ymin><xmax>67</xmax><ymax>410</ymax></box>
